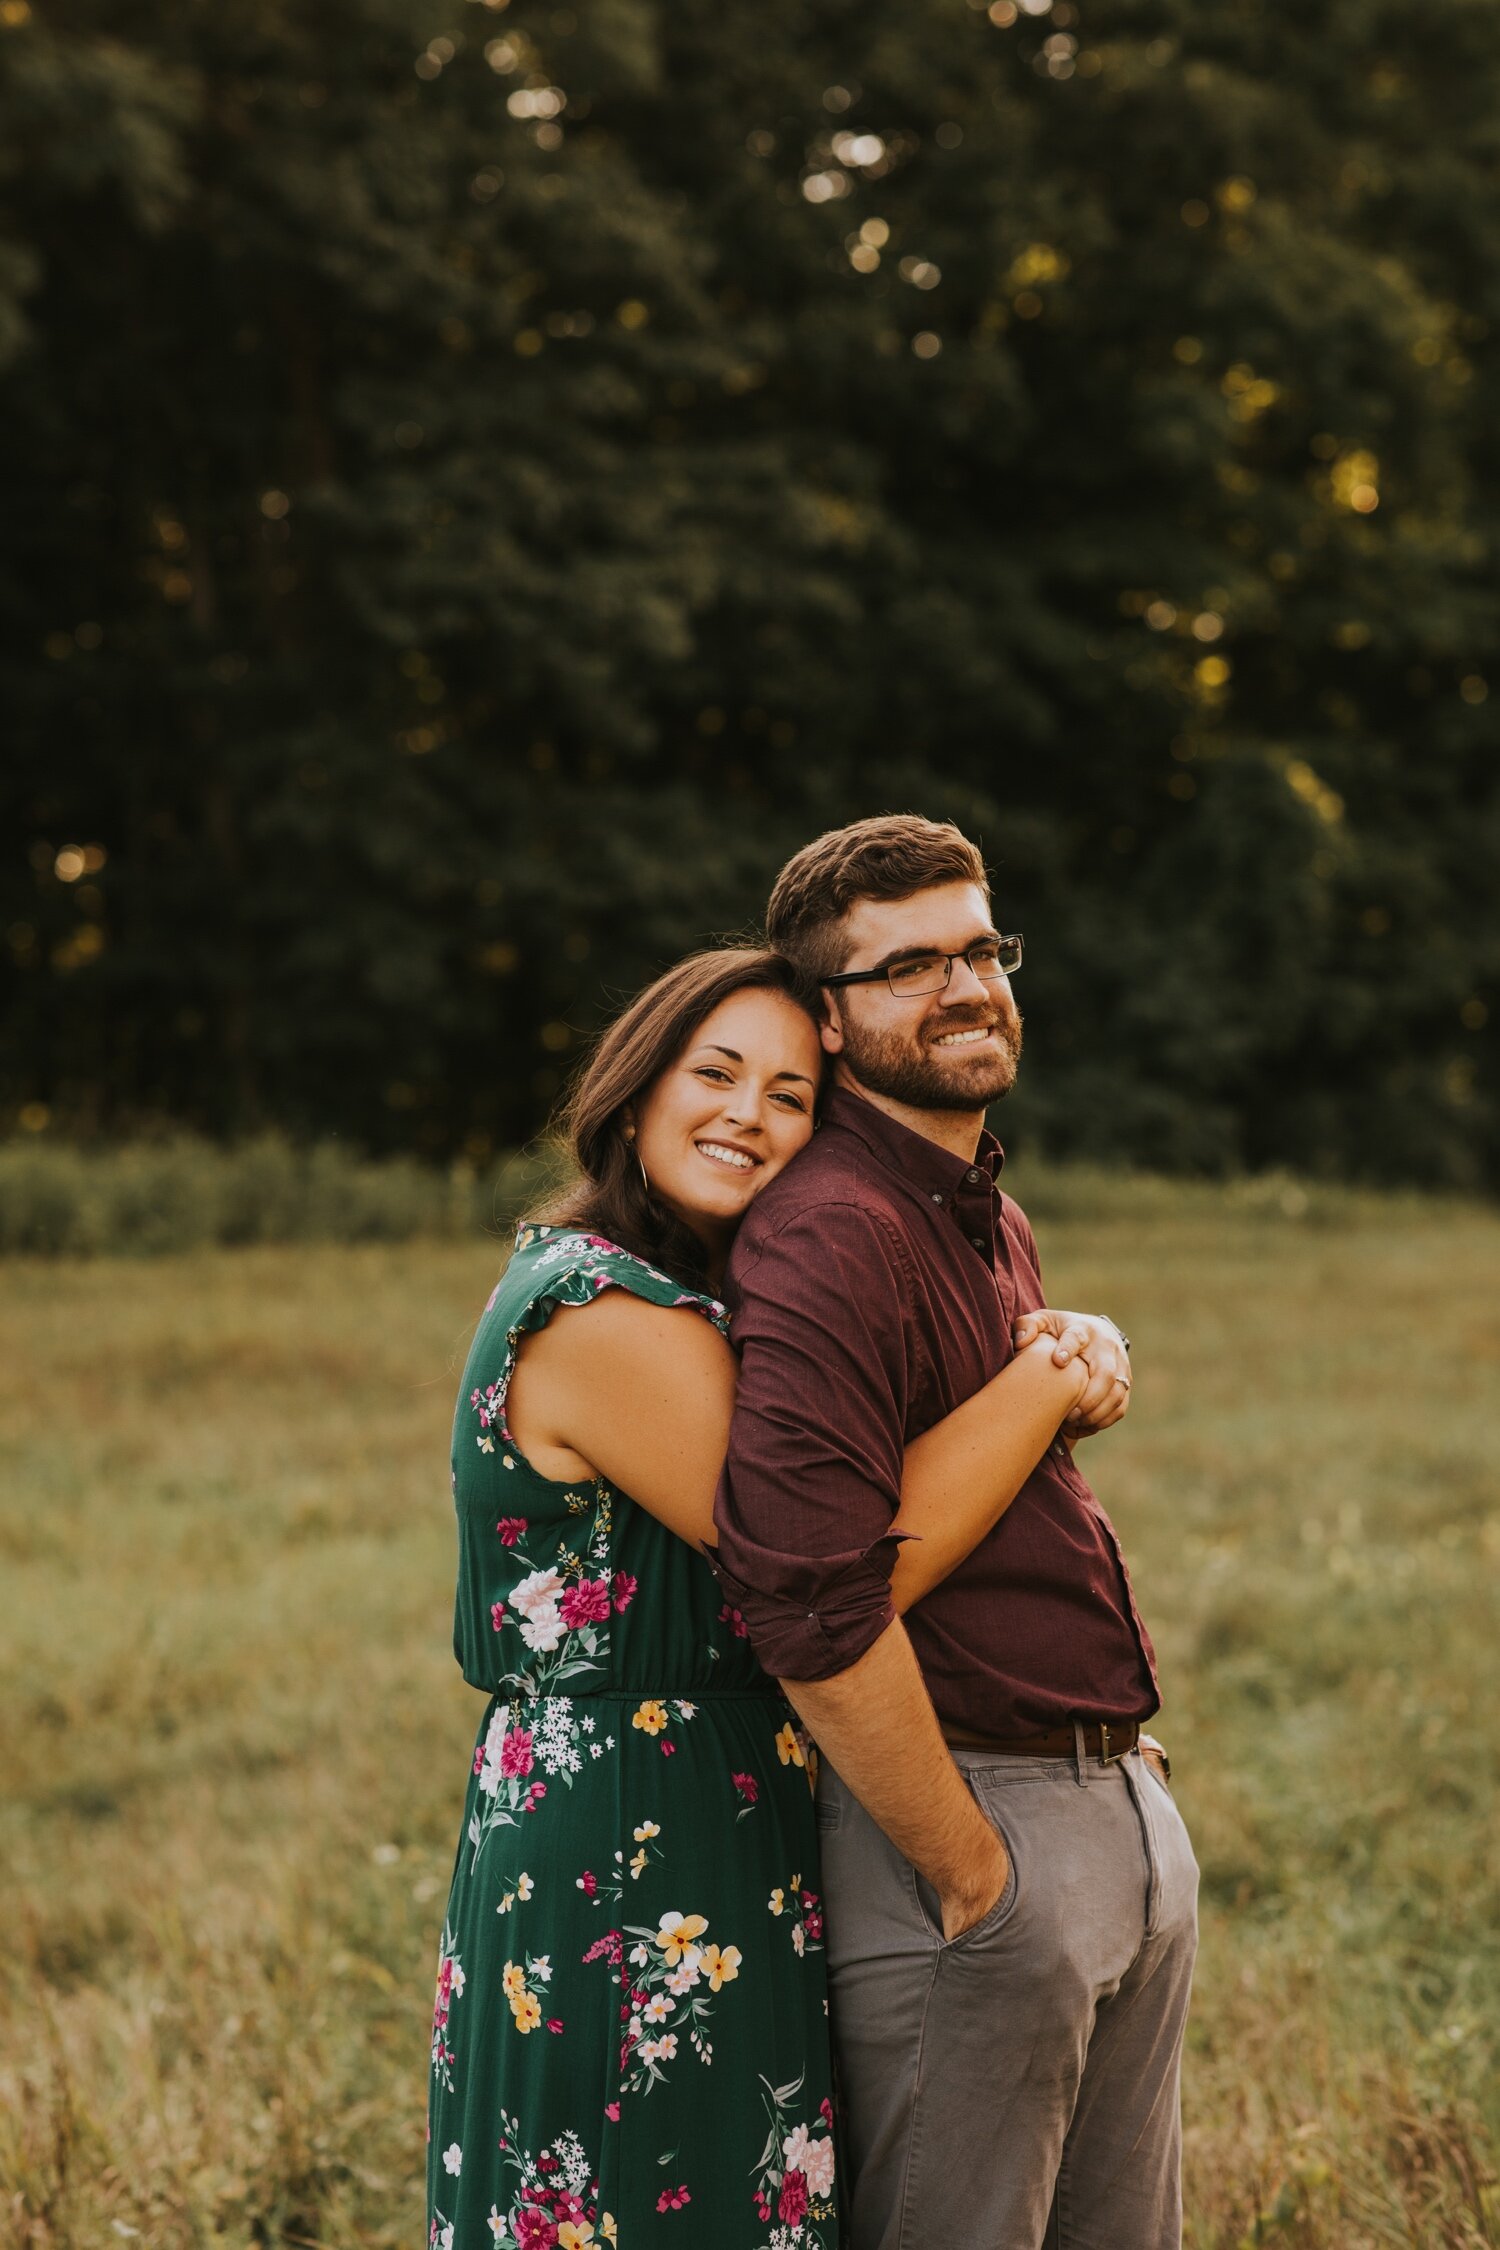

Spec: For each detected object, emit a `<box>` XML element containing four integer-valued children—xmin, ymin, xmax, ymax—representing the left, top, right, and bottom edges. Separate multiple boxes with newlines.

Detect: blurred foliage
<box><xmin>0</xmin><ymin>0</ymin><xmax>1496</xmax><ymax>1181</ymax></box>
<box><xmin>0</xmin><ymin>1127</ymin><xmax>1438</xmax><ymax>1257</ymax></box>
<box><xmin>0</xmin><ymin>1133</ymin><xmax>566</xmax><ymax>1255</ymax></box>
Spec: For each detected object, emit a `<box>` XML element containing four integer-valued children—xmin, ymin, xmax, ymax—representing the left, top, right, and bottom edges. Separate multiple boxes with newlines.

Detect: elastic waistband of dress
<box><xmin>484</xmin><ymin>1686</ymin><xmax>788</xmax><ymax>1704</ymax></box>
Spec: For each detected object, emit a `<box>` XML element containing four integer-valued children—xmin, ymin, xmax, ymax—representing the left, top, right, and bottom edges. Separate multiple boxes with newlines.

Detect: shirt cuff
<box><xmin>704</xmin><ymin>1529</ymin><xmax>907</xmax><ymax>1683</ymax></box>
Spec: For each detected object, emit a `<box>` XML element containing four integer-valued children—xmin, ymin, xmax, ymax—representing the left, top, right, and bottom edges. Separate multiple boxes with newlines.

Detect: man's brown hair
<box><xmin>765</xmin><ymin>813</ymin><xmax>990</xmax><ymax>981</ymax></box>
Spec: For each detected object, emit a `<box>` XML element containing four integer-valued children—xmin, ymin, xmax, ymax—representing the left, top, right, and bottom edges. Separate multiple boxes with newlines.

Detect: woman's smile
<box><xmin>694</xmin><ymin>1138</ymin><xmax>762</xmax><ymax>1172</ymax></box>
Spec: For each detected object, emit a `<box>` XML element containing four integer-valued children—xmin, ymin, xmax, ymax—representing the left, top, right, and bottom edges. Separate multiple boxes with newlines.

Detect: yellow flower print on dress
<box><xmin>511</xmin><ymin>1990</ymin><xmax>542</xmax><ymax>2034</ymax></box>
<box><xmin>502</xmin><ymin>1961</ymin><xmax>527</xmax><ymax>2000</ymax></box>
<box><xmin>775</xmin><ymin>1720</ymin><xmax>806</xmax><ymax>1767</ymax></box>
<box><xmin>655</xmin><ymin>1909</ymin><xmax>709</xmax><ymax>1966</ymax></box>
<box><xmin>698</xmin><ymin>1942</ymin><xmax>742</xmax><ymax>1991</ymax></box>
<box><xmin>632</xmin><ymin>1699</ymin><xmax>669</xmax><ymax>1735</ymax></box>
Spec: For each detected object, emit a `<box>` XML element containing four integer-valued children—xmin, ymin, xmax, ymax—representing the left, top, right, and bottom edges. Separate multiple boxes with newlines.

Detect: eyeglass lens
<box><xmin>887</xmin><ymin>939</ymin><xmax>1021</xmax><ymax>996</ymax></box>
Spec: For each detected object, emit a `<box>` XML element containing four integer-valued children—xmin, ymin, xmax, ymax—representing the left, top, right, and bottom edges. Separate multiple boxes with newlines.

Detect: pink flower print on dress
<box><xmin>509</xmin><ymin>1566</ymin><xmax>566</xmax><ymax>1654</ymax></box>
<box><xmin>471</xmin><ymin>1381</ymin><xmax>502</xmax><ymax>1429</ymax></box>
<box><xmin>655</xmin><ymin>2184</ymin><xmax>691</xmax><ymax>2211</ymax></box>
<box><xmin>778</xmin><ymin>2169</ymin><xmax>809</xmax><ymax>2225</ymax></box>
<box><xmin>718</xmin><ymin>1601</ymin><xmax>749</xmax><ymax>1639</ymax></box>
<box><xmin>783</xmin><ymin>2121</ymin><xmax>836</xmax><ymax>2199</ymax></box>
<box><xmin>559</xmin><ymin>1577</ymin><xmax>611</xmax><ymax>1629</ymax></box>
<box><xmin>732</xmin><ymin>1771</ymin><xmax>759</xmax><ymax>1805</ymax></box>
<box><xmin>513</xmin><ymin>2210</ymin><xmax>558</xmax><ymax>2250</ymax></box>
<box><xmin>490</xmin><ymin>1602</ymin><xmax>506</xmax><ymax>1632</ymax></box>
<box><xmin>611</xmin><ymin>1571</ymin><xmax>637</xmax><ymax>1613</ymax></box>
<box><xmin>496</xmin><ymin>1517</ymin><xmax>528</xmax><ymax>1546</ymax></box>
<box><xmin>500</xmin><ymin>1727</ymin><xmax>534</xmax><ymax>1780</ymax></box>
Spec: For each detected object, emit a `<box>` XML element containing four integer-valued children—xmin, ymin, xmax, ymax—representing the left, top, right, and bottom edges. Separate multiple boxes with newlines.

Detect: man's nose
<box><xmin>942</xmin><ymin>954</ymin><xmax>989</xmax><ymax>1003</ymax></box>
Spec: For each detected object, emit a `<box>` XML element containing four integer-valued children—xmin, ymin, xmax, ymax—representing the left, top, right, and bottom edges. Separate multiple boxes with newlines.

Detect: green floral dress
<box><xmin>427</xmin><ymin>1224</ymin><xmax>839</xmax><ymax>2250</ymax></box>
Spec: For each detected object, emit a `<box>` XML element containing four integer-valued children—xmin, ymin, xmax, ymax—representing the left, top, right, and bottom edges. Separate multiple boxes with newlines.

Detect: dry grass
<box><xmin>1</xmin><ymin>1191</ymin><xmax>1496</xmax><ymax>2249</ymax></box>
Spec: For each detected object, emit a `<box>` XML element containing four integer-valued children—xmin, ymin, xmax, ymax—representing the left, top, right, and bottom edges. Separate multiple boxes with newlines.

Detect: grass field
<box><xmin>2</xmin><ymin>1183</ymin><xmax>1497</xmax><ymax>2249</ymax></box>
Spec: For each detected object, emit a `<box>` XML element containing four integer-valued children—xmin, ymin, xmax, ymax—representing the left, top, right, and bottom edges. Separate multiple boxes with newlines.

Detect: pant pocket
<box><xmin>910</xmin><ymin>1796</ymin><xmax>1022</xmax><ymax>1952</ymax></box>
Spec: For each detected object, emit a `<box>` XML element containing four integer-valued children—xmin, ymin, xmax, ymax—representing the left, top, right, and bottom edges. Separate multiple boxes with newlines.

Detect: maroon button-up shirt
<box><xmin>711</xmin><ymin>1087</ymin><xmax>1159</xmax><ymax>1737</ymax></box>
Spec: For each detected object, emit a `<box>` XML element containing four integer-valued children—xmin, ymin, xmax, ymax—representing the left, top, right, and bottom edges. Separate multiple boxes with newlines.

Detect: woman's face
<box><xmin>632</xmin><ymin>988</ymin><xmax>821</xmax><ymax>1260</ymax></box>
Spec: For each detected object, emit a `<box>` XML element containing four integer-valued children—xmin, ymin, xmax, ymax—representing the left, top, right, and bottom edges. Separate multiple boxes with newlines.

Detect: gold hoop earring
<box><xmin>622</xmin><ymin>1125</ymin><xmax>649</xmax><ymax>1196</ymax></box>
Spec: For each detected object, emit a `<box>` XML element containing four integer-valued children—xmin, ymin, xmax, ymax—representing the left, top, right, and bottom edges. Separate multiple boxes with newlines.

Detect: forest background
<box><xmin>3</xmin><ymin>0</ymin><xmax>1498</xmax><ymax>1187</ymax></box>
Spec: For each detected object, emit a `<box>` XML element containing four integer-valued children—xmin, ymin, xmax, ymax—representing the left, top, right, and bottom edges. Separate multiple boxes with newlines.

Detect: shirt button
<box><xmin>971</xmin><ymin>1235</ymin><xmax>986</xmax><ymax>1249</ymax></box>
<box><xmin>930</xmin><ymin>1192</ymin><xmax>943</xmax><ymax>1204</ymax></box>
<box><xmin>966</xmin><ymin>1168</ymin><xmax>981</xmax><ymax>1184</ymax></box>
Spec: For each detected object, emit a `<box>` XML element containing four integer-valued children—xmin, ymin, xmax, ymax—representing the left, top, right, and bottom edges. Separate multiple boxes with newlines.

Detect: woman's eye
<box><xmin>695</xmin><ymin>1066</ymin><xmax>732</xmax><ymax>1084</ymax></box>
<box><xmin>773</xmin><ymin>1093</ymin><xmax>807</xmax><ymax>1112</ymax></box>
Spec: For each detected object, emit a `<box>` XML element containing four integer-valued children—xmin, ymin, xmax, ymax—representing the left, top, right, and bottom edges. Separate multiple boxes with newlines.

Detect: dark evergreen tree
<box><xmin>2</xmin><ymin>0</ymin><xmax>1495</xmax><ymax>1181</ymax></box>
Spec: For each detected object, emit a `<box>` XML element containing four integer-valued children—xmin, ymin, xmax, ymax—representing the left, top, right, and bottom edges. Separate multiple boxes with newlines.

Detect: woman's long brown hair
<box><xmin>539</xmin><ymin>948</ymin><xmax>819</xmax><ymax>1289</ymax></box>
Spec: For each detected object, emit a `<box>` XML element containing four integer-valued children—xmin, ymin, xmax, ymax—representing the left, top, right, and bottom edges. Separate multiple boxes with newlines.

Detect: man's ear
<box><xmin>819</xmin><ymin>991</ymin><xmax>845</xmax><ymax>1057</ymax></box>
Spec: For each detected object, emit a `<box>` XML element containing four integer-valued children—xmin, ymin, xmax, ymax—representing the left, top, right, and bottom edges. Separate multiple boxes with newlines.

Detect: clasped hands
<box><xmin>1010</xmin><ymin>1307</ymin><xmax>1132</xmax><ymax>1439</ymax></box>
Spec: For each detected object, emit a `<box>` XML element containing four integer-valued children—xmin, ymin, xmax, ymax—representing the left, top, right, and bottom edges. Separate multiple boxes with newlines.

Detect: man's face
<box><xmin>822</xmin><ymin>880</ymin><xmax>1023</xmax><ymax>1113</ymax></box>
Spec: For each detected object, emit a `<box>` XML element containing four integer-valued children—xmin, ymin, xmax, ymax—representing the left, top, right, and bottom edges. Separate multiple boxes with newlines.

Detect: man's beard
<box><xmin>837</xmin><ymin>1000</ymin><xmax>1024</xmax><ymax>1113</ymax></box>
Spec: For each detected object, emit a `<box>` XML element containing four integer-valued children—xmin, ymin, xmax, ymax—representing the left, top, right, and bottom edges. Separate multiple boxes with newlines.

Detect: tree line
<box><xmin>3</xmin><ymin>0</ymin><xmax>1496</xmax><ymax>1184</ymax></box>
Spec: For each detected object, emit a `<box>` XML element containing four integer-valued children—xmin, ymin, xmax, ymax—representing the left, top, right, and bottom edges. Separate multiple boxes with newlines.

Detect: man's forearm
<box><xmin>780</xmin><ymin>1617</ymin><xmax>1006</xmax><ymax>1931</ymax></box>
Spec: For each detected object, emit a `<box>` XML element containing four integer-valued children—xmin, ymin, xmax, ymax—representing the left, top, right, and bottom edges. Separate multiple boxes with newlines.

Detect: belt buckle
<box><xmin>1098</xmin><ymin>1721</ymin><xmax>1129</xmax><ymax>1766</ymax></box>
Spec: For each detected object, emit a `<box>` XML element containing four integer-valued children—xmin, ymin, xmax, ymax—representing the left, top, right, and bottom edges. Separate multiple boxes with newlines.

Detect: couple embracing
<box><xmin>427</xmin><ymin>815</ymin><xmax>1198</xmax><ymax>2250</ymax></box>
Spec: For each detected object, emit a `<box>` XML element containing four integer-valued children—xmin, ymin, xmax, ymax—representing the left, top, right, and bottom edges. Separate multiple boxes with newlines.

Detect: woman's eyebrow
<box><xmin>694</xmin><ymin>1044</ymin><xmax>815</xmax><ymax>1086</ymax></box>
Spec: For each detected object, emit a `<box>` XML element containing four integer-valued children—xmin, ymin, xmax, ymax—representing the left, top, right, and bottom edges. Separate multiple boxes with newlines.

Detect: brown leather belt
<box><xmin>943</xmin><ymin>1719</ymin><xmax>1141</xmax><ymax>1763</ymax></box>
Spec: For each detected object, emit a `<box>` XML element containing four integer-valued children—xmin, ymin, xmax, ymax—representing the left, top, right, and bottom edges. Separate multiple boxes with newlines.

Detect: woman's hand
<box><xmin>1011</xmin><ymin>1308</ymin><xmax>1131</xmax><ymax>1437</ymax></box>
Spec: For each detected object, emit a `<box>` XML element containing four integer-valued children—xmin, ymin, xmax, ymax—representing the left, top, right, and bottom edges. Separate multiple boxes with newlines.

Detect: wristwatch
<box><xmin>1102</xmin><ymin>1318</ymin><xmax>1131</xmax><ymax>1355</ymax></box>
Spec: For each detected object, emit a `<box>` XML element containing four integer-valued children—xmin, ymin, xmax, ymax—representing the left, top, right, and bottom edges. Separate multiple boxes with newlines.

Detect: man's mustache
<box><xmin>920</xmin><ymin>1007</ymin><xmax>1012</xmax><ymax>1043</ymax></box>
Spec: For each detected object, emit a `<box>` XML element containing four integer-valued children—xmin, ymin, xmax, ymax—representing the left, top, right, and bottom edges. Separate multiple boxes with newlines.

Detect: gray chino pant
<box><xmin>818</xmin><ymin>1742</ymin><xmax>1199</xmax><ymax>2250</ymax></box>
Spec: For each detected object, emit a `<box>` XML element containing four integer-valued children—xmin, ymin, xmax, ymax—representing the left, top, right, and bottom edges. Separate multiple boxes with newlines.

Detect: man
<box><xmin>711</xmin><ymin>814</ymin><xmax>1198</xmax><ymax>2250</ymax></box>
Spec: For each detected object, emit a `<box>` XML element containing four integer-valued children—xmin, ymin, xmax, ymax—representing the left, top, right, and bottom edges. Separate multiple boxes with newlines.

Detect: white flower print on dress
<box><xmin>510</xmin><ymin>1567</ymin><xmax>566</xmax><ymax>1652</ymax></box>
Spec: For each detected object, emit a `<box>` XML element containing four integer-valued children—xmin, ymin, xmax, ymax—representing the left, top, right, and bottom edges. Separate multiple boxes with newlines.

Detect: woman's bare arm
<box><xmin>509</xmin><ymin>1300</ymin><xmax>1094</xmax><ymax>1614</ymax></box>
<box><xmin>504</xmin><ymin>1294</ymin><xmax>736</xmax><ymax>1547</ymax></box>
<box><xmin>889</xmin><ymin>1337</ymin><xmax>1090</xmax><ymax>1611</ymax></box>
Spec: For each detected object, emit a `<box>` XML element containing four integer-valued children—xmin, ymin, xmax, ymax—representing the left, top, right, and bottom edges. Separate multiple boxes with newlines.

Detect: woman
<box><xmin>426</xmin><ymin>949</ymin><xmax>1100</xmax><ymax>2250</ymax></box>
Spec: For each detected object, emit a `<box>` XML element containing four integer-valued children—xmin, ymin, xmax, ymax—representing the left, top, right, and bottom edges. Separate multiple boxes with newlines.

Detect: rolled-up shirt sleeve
<box><xmin>710</xmin><ymin>1199</ymin><xmax>914</xmax><ymax>1681</ymax></box>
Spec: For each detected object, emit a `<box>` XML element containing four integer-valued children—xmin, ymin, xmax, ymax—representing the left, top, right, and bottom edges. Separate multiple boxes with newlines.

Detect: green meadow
<box><xmin>2</xmin><ymin>1182</ymin><xmax>1496</xmax><ymax>2248</ymax></box>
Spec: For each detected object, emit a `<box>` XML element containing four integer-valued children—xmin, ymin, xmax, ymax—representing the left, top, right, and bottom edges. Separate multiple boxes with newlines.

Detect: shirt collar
<box><xmin>821</xmin><ymin>1084</ymin><xmax>1005</xmax><ymax>1203</ymax></box>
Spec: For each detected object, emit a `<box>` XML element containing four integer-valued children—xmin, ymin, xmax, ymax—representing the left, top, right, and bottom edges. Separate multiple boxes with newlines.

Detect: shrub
<box><xmin>0</xmin><ymin>1136</ymin><xmax>571</xmax><ymax>1258</ymax></box>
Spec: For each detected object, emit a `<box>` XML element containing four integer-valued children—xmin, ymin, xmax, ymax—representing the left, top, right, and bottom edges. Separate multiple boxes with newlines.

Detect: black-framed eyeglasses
<box><xmin>824</xmin><ymin>934</ymin><xmax>1024</xmax><ymax>1000</ymax></box>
